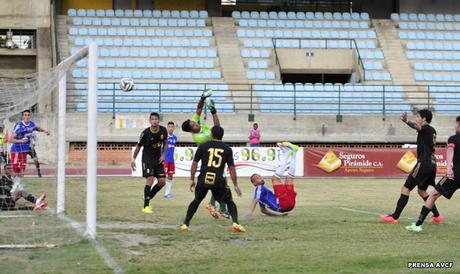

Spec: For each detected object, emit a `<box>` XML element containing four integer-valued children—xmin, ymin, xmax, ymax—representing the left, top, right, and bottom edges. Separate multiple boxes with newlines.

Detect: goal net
<box><xmin>0</xmin><ymin>44</ymin><xmax>98</xmax><ymax>249</ymax></box>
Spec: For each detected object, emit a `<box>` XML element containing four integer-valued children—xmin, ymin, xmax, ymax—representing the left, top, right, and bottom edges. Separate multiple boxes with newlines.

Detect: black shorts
<box><xmin>27</xmin><ymin>147</ymin><xmax>37</xmax><ymax>159</ymax></box>
<box><xmin>435</xmin><ymin>176</ymin><xmax>460</xmax><ymax>199</ymax></box>
<box><xmin>142</xmin><ymin>162</ymin><xmax>165</xmax><ymax>178</ymax></box>
<box><xmin>194</xmin><ymin>181</ymin><xmax>233</xmax><ymax>204</ymax></box>
<box><xmin>404</xmin><ymin>161</ymin><xmax>436</xmax><ymax>191</ymax></box>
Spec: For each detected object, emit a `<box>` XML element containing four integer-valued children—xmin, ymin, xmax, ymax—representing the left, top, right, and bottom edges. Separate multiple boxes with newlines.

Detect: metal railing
<box><xmin>66</xmin><ymin>82</ymin><xmax>460</xmax><ymax>119</ymax></box>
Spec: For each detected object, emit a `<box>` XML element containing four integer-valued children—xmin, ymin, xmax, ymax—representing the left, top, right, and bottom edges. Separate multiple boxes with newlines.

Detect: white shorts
<box><xmin>10</xmin><ymin>177</ymin><xmax>24</xmax><ymax>193</ymax></box>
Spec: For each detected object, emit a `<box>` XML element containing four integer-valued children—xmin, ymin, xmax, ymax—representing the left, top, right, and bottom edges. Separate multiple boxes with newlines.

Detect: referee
<box><xmin>131</xmin><ymin>112</ymin><xmax>168</xmax><ymax>214</ymax></box>
<box><xmin>181</xmin><ymin>125</ymin><xmax>245</xmax><ymax>232</ymax></box>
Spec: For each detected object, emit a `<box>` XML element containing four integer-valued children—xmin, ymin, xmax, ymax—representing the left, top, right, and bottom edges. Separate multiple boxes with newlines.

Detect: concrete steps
<box><xmin>373</xmin><ymin>19</ymin><xmax>428</xmax><ymax>109</ymax></box>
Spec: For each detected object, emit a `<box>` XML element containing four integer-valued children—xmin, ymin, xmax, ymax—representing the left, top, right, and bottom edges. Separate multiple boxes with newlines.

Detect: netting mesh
<box><xmin>0</xmin><ymin>46</ymin><xmax>90</xmax><ymax>249</ymax></box>
<box><xmin>0</xmin><ymin>47</ymin><xmax>88</xmax><ymax>121</ymax></box>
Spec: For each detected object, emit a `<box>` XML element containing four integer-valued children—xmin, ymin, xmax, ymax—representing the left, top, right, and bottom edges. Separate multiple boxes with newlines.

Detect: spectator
<box><xmin>248</xmin><ymin>123</ymin><xmax>261</xmax><ymax>147</ymax></box>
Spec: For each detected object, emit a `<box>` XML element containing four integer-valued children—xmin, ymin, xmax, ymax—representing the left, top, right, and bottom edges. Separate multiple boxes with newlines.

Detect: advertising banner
<box><xmin>132</xmin><ymin>147</ymin><xmax>304</xmax><ymax>177</ymax></box>
<box><xmin>304</xmin><ymin>147</ymin><xmax>447</xmax><ymax>177</ymax></box>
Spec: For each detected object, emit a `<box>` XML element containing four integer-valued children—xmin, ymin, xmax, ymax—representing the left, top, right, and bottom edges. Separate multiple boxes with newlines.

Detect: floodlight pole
<box><xmin>86</xmin><ymin>43</ymin><xmax>98</xmax><ymax>239</ymax></box>
<box><xmin>57</xmin><ymin>74</ymin><xmax>66</xmax><ymax>214</ymax></box>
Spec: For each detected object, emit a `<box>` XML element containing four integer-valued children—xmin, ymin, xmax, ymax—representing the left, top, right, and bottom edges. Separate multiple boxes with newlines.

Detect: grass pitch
<box><xmin>1</xmin><ymin>177</ymin><xmax>460</xmax><ymax>273</ymax></box>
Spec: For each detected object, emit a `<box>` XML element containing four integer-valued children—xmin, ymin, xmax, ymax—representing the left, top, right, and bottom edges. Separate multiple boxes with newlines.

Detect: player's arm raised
<box><xmin>401</xmin><ymin>112</ymin><xmax>422</xmax><ymax>132</ymax></box>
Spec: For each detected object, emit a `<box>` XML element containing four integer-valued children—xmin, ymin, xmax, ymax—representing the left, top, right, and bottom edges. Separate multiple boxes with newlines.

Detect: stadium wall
<box><xmin>61</xmin><ymin>0</ymin><xmax>113</xmax><ymax>12</ymax></box>
<box><xmin>21</xmin><ymin>113</ymin><xmax>457</xmax><ymax>166</ymax></box>
<box><xmin>399</xmin><ymin>0</ymin><xmax>460</xmax><ymax>14</ymax></box>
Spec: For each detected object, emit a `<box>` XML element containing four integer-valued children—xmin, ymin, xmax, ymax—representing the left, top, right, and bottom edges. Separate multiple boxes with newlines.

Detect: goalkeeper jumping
<box><xmin>181</xmin><ymin>89</ymin><xmax>229</xmax><ymax>219</ymax></box>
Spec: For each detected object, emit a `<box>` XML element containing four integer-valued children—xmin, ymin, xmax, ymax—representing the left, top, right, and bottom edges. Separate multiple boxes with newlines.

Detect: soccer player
<box><xmin>380</xmin><ymin>109</ymin><xmax>443</xmax><ymax>224</ymax></box>
<box><xmin>246</xmin><ymin>142</ymin><xmax>298</xmax><ymax>218</ymax></box>
<box><xmin>131</xmin><ymin>112</ymin><xmax>168</xmax><ymax>213</ymax></box>
<box><xmin>180</xmin><ymin>125</ymin><xmax>245</xmax><ymax>232</ymax></box>
<box><xmin>163</xmin><ymin>121</ymin><xmax>177</xmax><ymax>198</ymax></box>
<box><xmin>181</xmin><ymin>89</ymin><xmax>228</xmax><ymax>217</ymax></box>
<box><xmin>181</xmin><ymin>88</ymin><xmax>217</xmax><ymax>144</ymax></box>
<box><xmin>0</xmin><ymin>163</ymin><xmax>47</xmax><ymax>211</ymax></box>
<box><xmin>10</xmin><ymin>110</ymin><xmax>49</xmax><ymax>178</ymax></box>
<box><xmin>407</xmin><ymin>116</ymin><xmax>460</xmax><ymax>232</ymax></box>
<box><xmin>27</xmin><ymin>131</ymin><xmax>42</xmax><ymax>177</ymax></box>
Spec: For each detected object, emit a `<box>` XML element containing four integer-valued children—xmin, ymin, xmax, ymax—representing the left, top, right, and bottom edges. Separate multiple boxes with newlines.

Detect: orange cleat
<box><xmin>431</xmin><ymin>215</ymin><xmax>444</xmax><ymax>223</ymax></box>
<box><xmin>379</xmin><ymin>214</ymin><xmax>399</xmax><ymax>224</ymax></box>
<box><xmin>205</xmin><ymin>203</ymin><xmax>219</xmax><ymax>219</ymax></box>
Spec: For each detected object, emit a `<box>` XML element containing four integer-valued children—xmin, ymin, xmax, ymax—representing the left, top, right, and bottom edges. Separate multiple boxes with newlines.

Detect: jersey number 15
<box><xmin>207</xmin><ymin>148</ymin><xmax>224</xmax><ymax>168</ymax></box>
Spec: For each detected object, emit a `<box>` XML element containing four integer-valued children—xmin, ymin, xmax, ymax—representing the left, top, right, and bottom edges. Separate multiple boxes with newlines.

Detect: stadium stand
<box><xmin>394</xmin><ymin>13</ymin><xmax>460</xmax><ymax>83</ymax></box>
<box><xmin>392</xmin><ymin>13</ymin><xmax>460</xmax><ymax>113</ymax></box>
<box><xmin>65</xmin><ymin>9</ymin><xmax>235</xmax><ymax>112</ymax></box>
<box><xmin>233</xmin><ymin>11</ymin><xmax>392</xmax><ymax>82</ymax></box>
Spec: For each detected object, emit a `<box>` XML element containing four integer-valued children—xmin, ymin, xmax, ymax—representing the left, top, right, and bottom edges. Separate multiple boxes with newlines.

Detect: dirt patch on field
<box><xmin>104</xmin><ymin>232</ymin><xmax>161</xmax><ymax>248</ymax></box>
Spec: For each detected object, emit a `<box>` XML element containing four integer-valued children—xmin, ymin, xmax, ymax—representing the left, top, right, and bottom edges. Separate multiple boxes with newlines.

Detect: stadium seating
<box><xmin>394</xmin><ymin>13</ymin><xmax>460</xmax><ymax>83</ymax></box>
<box><xmin>68</xmin><ymin>9</ymin><xmax>219</xmax><ymax>81</ymax></box>
<box><xmin>254</xmin><ymin>83</ymin><xmax>409</xmax><ymax>113</ymax></box>
<box><xmin>234</xmin><ymin>11</ymin><xmax>390</xmax><ymax>82</ymax></box>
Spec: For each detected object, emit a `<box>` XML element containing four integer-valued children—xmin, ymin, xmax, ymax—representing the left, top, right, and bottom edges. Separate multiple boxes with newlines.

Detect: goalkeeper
<box><xmin>181</xmin><ymin>89</ymin><xmax>229</xmax><ymax>218</ymax></box>
<box><xmin>0</xmin><ymin>163</ymin><xmax>47</xmax><ymax>211</ymax></box>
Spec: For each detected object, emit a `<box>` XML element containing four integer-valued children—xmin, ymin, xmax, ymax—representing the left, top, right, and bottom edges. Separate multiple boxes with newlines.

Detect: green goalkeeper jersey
<box><xmin>0</xmin><ymin>132</ymin><xmax>4</xmax><ymax>152</ymax></box>
<box><xmin>191</xmin><ymin>113</ymin><xmax>211</xmax><ymax>145</ymax></box>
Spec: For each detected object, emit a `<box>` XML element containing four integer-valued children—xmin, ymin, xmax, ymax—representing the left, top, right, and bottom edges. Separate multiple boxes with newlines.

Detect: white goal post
<box><xmin>56</xmin><ymin>43</ymin><xmax>98</xmax><ymax>239</ymax></box>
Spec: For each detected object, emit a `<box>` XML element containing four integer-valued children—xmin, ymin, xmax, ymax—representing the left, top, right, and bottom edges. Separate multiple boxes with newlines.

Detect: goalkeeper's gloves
<box><xmin>206</xmin><ymin>99</ymin><xmax>217</xmax><ymax>114</ymax></box>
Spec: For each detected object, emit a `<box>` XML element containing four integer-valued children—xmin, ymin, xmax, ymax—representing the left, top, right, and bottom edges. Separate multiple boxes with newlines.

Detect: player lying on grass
<box><xmin>407</xmin><ymin>116</ymin><xmax>460</xmax><ymax>232</ymax></box>
<box><xmin>246</xmin><ymin>142</ymin><xmax>299</xmax><ymax>218</ymax></box>
<box><xmin>380</xmin><ymin>109</ymin><xmax>443</xmax><ymax>224</ymax></box>
<box><xmin>180</xmin><ymin>125</ymin><xmax>245</xmax><ymax>232</ymax></box>
<box><xmin>0</xmin><ymin>163</ymin><xmax>47</xmax><ymax>211</ymax></box>
<box><xmin>181</xmin><ymin>89</ymin><xmax>228</xmax><ymax>219</ymax></box>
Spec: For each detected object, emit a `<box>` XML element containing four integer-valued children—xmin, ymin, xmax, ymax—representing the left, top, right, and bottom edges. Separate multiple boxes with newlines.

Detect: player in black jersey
<box><xmin>407</xmin><ymin>116</ymin><xmax>460</xmax><ymax>232</ymax></box>
<box><xmin>180</xmin><ymin>125</ymin><xmax>245</xmax><ymax>232</ymax></box>
<box><xmin>131</xmin><ymin>112</ymin><xmax>168</xmax><ymax>214</ymax></box>
<box><xmin>380</xmin><ymin>109</ymin><xmax>443</xmax><ymax>224</ymax></box>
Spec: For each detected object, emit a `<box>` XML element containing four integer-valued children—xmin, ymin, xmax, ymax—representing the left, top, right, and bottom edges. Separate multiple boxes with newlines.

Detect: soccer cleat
<box><xmin>406</xmin><ymin>223</ymin><xmax>423</xmax><ymax>233</ymax></box>
<box><xmin>205</xmin><ymin>203</ymin><xmax>219</xmax><ymax>219</ymax></box>
<box><xmin>180</xmin><ymin>224</ymin><xmax>189</xmax><ymax>232</ymax></box>
<box><xmin>33</xmin><ymin>200</ymin><xmax>48</xmax><ymax>211</ymax></box>
<box><xmin>163</xmin><ymin>194</ymin><xmax>174</xmax><ymax>199</ymax></box>
<box><xmin>142</xmin><ymin>206</ymin><xmax>153</xmax><ymax>214</ymax></box>
<box><xmin>431</xmin><ymin>215</ymin><xmax>444</xmax><ymax>223</ymax></box>
<box><xmin>33</xmin><ymin>193</ymin><xmax>47</xmax><ymax>211</ymax></box>
<box><xmin>232</xmin><ymin>223</ymin><xmax>246</xmax><ymax>232</ymax></box>
<box><xmin>379</xmin><ymin>214</ymin><xmax>399</xmax><ymax>224</ymax></box>
<box><xmin>201</xmin><ymin>88</ymin><xmax>213</xmax><ymax>99</ymax></box>
<box><xmin>219</xmin><ymin>211</ymin><xmax>230</xmax><ymax>219</ymax></box>
<box><xmin>38</xmin><ymin>173</ymin><xmax>42</xmax><ymax>178</ymax></box>
<box><xmin>148</xmin><ymin>200</ymin><xmax>154</xmax><ymax>211</ymax></box>
<box><xmin>282</xmin><ymin>142</ymin><xmax>299</xmax><ymax>153</ymax></box>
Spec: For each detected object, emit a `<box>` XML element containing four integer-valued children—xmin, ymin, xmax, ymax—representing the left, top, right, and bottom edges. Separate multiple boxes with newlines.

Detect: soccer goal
<box><xmin>0</xmin><ymin>43</ymin><xmax>99</xmax><ymax>249</ymax></box>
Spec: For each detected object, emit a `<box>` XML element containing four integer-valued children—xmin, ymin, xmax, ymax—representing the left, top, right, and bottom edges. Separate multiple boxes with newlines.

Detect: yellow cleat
<box><xmin>232</xmin><ymin>223</ymin><xmax>246</xmax><ymax>232</ymax></box>
<box><xmin>282</xmin><ymin>141</ymin><xmax>299</xmax><ymax>153</ymax></box>
<box><xmin>180</xmin><ymin>224</ymin><xmax>189</xmax><ymax>232</ymax></box>
<box><xmin>142</xmin><ymin>206</ymin><xmax>153</xmax><ymax>214</ymax></box>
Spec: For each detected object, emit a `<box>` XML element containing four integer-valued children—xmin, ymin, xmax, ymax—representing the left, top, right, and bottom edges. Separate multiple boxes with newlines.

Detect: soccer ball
<box><xmin>119</xmin><ymin>78</ymin><xmax>134</xmax><ymax>92</ymax></box>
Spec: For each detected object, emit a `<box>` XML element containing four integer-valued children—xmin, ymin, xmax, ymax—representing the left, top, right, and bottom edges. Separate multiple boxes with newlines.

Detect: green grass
<box><xmin>1</xmin><ymin>177</ymin><xmax>460</xmax><ymax>273</ymax></box>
